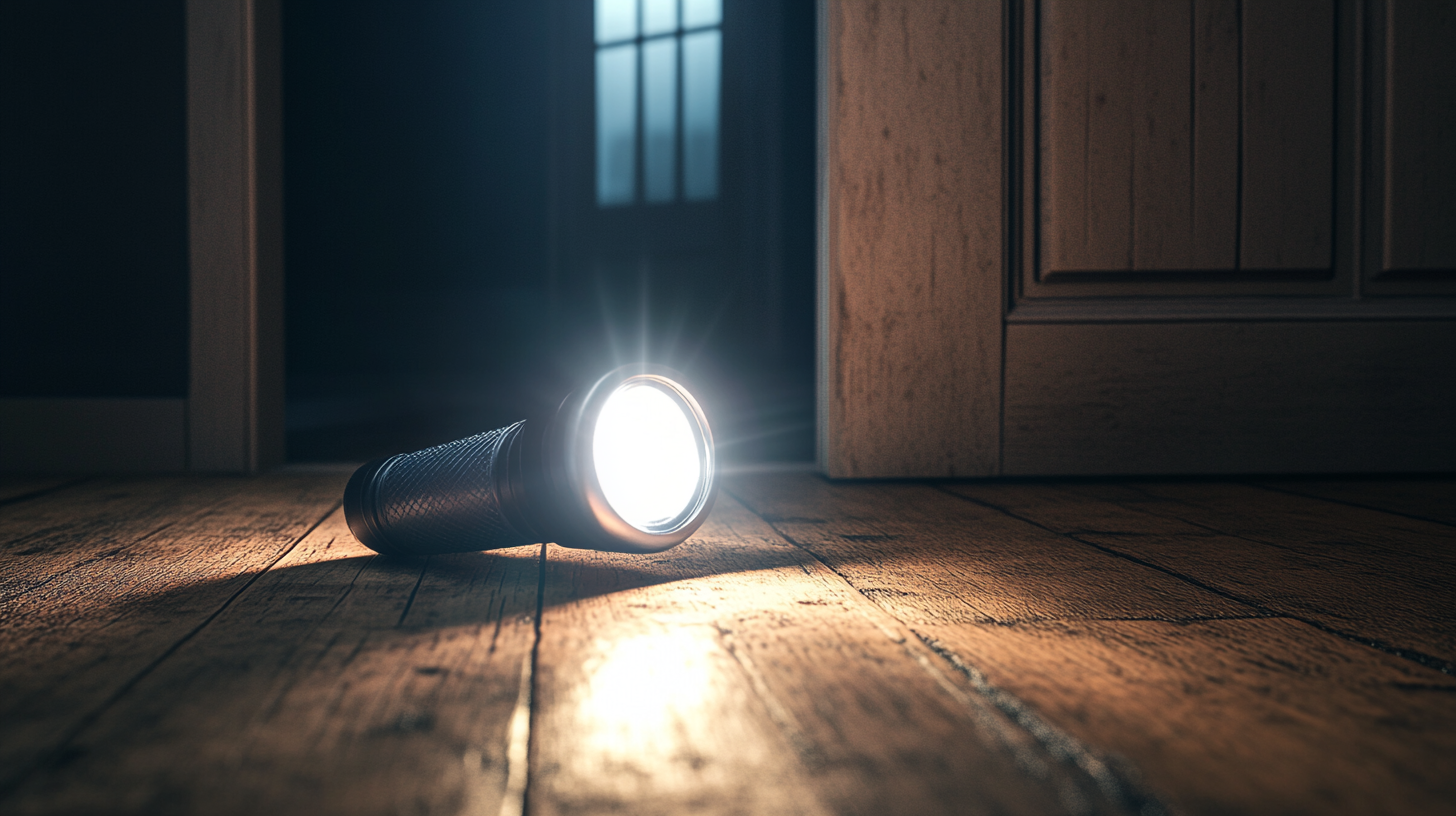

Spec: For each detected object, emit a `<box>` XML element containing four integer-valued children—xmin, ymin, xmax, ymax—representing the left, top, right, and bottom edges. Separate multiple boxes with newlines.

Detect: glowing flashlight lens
<box><xmin>593</xmin><ymin>382</ymin><xmax>703</xmax><ymax>532</ymax></box>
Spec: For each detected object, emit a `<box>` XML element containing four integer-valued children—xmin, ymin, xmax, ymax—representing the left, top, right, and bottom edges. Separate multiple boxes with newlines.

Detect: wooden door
<box><xmin>820</xmin><ymin>0</ymin><xmax>1456</xmax><ymax>477</ymax></box>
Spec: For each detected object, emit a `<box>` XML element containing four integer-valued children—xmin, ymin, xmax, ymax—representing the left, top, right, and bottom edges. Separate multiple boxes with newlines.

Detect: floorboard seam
<box><xmin>1244</xmin><ymin>480</ymin><xmax>1456</xmax><ymax>530</ymax></box>
<box><xmin>395</xmin><ymin>556</ymin><xmax>430</xmax><ymax>626</ymax></box>
<box><xmin>2</xmin><ymin>516</ymin><xmax>187</xmax><ymax>605</ymax></box>
<box><xmin>0</xmin><ymin>477</ymin><xmax>92</xmax><ymax>508</ymax></box>
<box><xmin>936</xmin><ymin>486</ymin><xmax>1456</xmax><ymax>676</ymax></box>
<box><xmin>912</xmin><ymin>631</ymin><xmax>1167</xmax><ymax>816</ymax></box>
<box><xmin>0</xmin><ymin>499</ymin><xmax>343</xmax><ymax>800</ymax></box>
<box><xmin>722</xmin><ymin>485</ymin><xmax>1163</xmax><ymax>816</ymax></box>
<box><xmin>506</xmin><ymin>541</ymin><xmax>547</xmax><ymax>816</ymax></box>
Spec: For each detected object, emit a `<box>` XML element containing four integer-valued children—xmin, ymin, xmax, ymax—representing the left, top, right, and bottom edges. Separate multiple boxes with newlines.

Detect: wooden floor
<box><xmin>1</xmin><ymin>471</ymin><xmax>1453</xmax><ymax>816</ymax></box>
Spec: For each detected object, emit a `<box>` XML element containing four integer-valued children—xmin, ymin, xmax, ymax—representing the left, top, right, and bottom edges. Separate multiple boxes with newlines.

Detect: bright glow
<box><xmin>593</xmin><ymin>382</ymin><xmax>702</xmax><ymax>531</ymax></box>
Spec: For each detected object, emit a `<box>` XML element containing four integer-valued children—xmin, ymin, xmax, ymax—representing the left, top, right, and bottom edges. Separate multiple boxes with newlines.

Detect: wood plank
<box><xmin>1041</xmin><ymin>0</ymin><xmax>1239</xmax><ymax>274</ymax></box>
<box><xmin>1002</xmin><ymin>321</ymin><xmax>1456</xmax><ymax>475</ymax></box>
<box><xmin>1381</xmin><ymin>0</ymin><xmax>1456</xmax><ymax>275</ymax></box>
<box><xmin>0</xmin><ymin>473</ymin><xmax>344</xmax><ymax>794</ymax></box>
<box><xmin>944</xmin><ymin>480</ymin><xmax>1456</xmax><ymax>670</ymax></box>
<box><xmin>1190</xmin><ymin>0</ymin><xmax>1239</xmax><ymax>268</ymax></box>
<box><xmin>733</xmin><ymin>475</ymin><xmax>1456</xmax><ymax>814</ymax></box>
<box><xmin>921</xmin><ymin>618</ymin><xmax>1456</xmax><ymax>816</ymax></box>
<box><xmin>1258</xmin><ymin>479</ymin><xmax>1456</xmax><ymax>527</ymax></box>
<box><xmin>0</xmin><ymin>476</ymin><xmax>76</xmax><ymax>504</ymax></box>
<box><xmin>728</xmin><ymin>474</ymin><xmax>1253</xmax><ymax>625</ymax></box>
<box><xmin>1130</xmin><ymin>0</ymin><xmax>1193</xmax><ymax>270</ymax></box>
<box><xmin>0</xmin><ymin>476</ymin><xmax>240</xmax><ymax>598</ymax></box>
<box><xmin>3</xmin><ymin>504</ymin><xmax>541</xmax><ymax>816</ymax></box>
<box><xmin>823</xmin><ymin>0</ymin><xmax>1002</xmax><ymax>477</ymax></box>
<box><xmin>1240</xmin><ymin>0</ymin><xmax>1334</xmax><ymax>270</ymax></box>
<box><xmin>529</xmin><ymin>492</ymin><xmax>1129</xmax><ymax>816</ymax></box>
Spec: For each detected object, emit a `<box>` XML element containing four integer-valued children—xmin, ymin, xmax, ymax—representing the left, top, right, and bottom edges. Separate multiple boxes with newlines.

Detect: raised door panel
<box><xmin>1033</xmin><ymin>0</ymin><xmax>1339</xmax><ymax>292</ymax></box>
<box><xmin>1369</xmin><ymin>0</ymin><xmax>1456</xmax><ymax>293</ymax></box>
<box><xmin>1239</xmin><ymin>0</ymin><xmax>1335</xmax><ymax>271</ymax></box>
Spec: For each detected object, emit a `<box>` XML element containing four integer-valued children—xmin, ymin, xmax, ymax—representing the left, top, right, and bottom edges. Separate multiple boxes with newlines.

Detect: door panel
<box><xmin>1239</xmin><ymin>0</ymin><xmax>1335</xmax><ymax>271</ymax></box>
<box><xmin>1003</xmin><ymin>322</ymin><xmax>1456</xmax><ymax>475</ymax></box>
<box><xmin>1033</xmin><ymin>0</ymin><xmax>1341</xmax><ymax>293</ymax></box>
<box><xmin>1370</xmin><ymin>0</ymin><xmax>1456</xmax><ymax>292</ymax></box>
<box><xmin>821</xmin><ymin>0</ymin><xmax>1456</xmax><ymax>478</ymax></box>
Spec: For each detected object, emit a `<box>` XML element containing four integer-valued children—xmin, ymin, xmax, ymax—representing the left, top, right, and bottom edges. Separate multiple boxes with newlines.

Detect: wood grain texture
<box><xmin>822</xmin><ymin>0</ymin><xmax>1003</xmax><ymax>478</ymax></box>
<box><xmin>3</xmin><ymin>503</ymin><xmax>540</xmax><ymax>816</ymax></box>
<box><xmin>922</xmin><ymin>618</ymin><xmax>1456</xmax><ymax>816</ymax></box>
<box><xmin>1041</xmin><ymin>0</ymin><xmax>1241</xmax><ymax>273</ymax></box>
<box><xmin>529</xmin><ymin>492</ymin><xmax>1125</xmax><ymax>816</ymax></box>
<box><xmin>1258</xmin><ymin>479</ymin><xmax>1456</xmax><ymax>527</ymax></box>
<box><xmin>1239</xmin><ymin>0</ymin><xmax>1334</xmax><ymax>270</ymax></box>
<box><xmin>0</xmin><ymin>477</ymin><xmax>75</xmax><ymax>504</ymax></box>
<box><xmin>735</xmin><ymin>474</ymin><xmax>1456</xmax><ymax>815</ymax></box>
<box><xmin>945</xmin><ymin>480</ymin><xmax>1456</xmax><ymax>670</ymax></box>
<box><xmin>5</xmin><ymin>473</ymin><xmax>1456</xmax><ymax>814</ymax></box>
<box><xmin>0</xmin><ymin>473</ymin><xmax>344</xmax><ymax>795</ymax></box>
<box><xmin>1381</xmin><ymin>0</ymin><xmax>1456</xmax><ymax>275</ymax></box>
<box><xmin>1190</xmin><ymin>0</ymin><xmax>1239</xmax><ymax>268</ymax></box>
<box><xmin>733</xmin><ymin>472</ymin><xmax>1456</xmax><ymax>816</ymax></box>
<box><xmin>728</xmin><ymin>474</ymin><xmax>1253</xmax><ymax>625</ymax></box>
<box><xmin>1002</xmin><ymin>321</ymin><xmax>1456</xmax><ymax>475</ymax></box>
<box><xmin>186</xmin><ymin>0</ymin><xmax>284</xmax><ymax>473</ymax></box>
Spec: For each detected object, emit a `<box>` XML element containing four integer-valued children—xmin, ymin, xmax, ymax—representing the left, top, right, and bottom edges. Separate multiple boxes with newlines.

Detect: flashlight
<box><xmin>343</xmin><ymin>365</ymin><xmax>717</xmax><ymax>556</ymax></box>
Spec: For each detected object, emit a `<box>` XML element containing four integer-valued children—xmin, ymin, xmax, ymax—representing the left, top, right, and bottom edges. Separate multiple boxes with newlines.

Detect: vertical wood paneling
<box><xmin>186</xmin><ymin>0</ymin><xmax>284</xmax><ymax>473</ymax></box>
<box><xmin>1190</xmin><ymin>0</ymin><xmax>1239</xmax><ymax>268</ymax></box>
<box><xmin>1239</xmin><ymin>0</ymin><xmax>1334</xmax><ymax>270</ymax></box>
<box><xmin>1041</xmin><ymin>0</ymin><xmax>1237</xmax><ymax>274</ymax></box>
<box><xmin>1130</xmin><ymin>0</ymin><xmax>1193</xmax><ymax>270</ymax></box>
<box><xmin>1382</xmin><ymin>0</ymin><xmax>1456</xmax><ymax>274</ymax></box>
<box><xmin>822</xmin><ymin>0</ymin><xmax>1003</xmax><ymax>478</ymax></box>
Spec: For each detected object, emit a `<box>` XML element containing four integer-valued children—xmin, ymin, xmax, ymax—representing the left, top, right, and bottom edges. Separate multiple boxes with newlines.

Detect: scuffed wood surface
<box><xmin>3</xmin><ymin>494</ymin><xmax>538</xmax><ymax>816</ymax></box>
<box><xmin>946</xmin><ymin>480</ymin><xmax>1456</xmax><ymax>670</ymax></box>
<box><xmin>822</xmin><ymin>0</ymin><xmax>1003</xmax><ymax>478</ymax></box>
<box><xmin>1258</xmin><ymin>478</ymin><xmax>1456</xmax><ymax>527</ymax></box>
<box><xmin>733</xmin><ymin>473</ymin><xmax>1456</xmax><ymax>816</ymax></box>
<box><xmin>0</xmin><ymin>474</ymin><xmax>343</xmax><ymax>792</ymax></box>
<box><xmin>3</xmin><ymin>471</ymin><xmax>1455</xmax><ymax>815</ymax></box>
<box><xmin>529</xmin><ymin>493</ymin><xmax>1117</xmax><ymax>816</ymax></box>
<box><xmin>0</xmin><ymin>477</ymin><xmax>77</xmax><ymax>505</ymax></box>
<box><xmin>924</xmin><ymin>618</ymin><xmax>1456</xmax><ymax>816</ymax></box>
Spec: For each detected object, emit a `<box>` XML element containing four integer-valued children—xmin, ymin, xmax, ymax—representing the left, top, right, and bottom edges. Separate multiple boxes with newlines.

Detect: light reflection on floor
<box><xmin>578</xmin><ymin>627</ymin><xmax>716</xmax><ymax>753</ymax></box>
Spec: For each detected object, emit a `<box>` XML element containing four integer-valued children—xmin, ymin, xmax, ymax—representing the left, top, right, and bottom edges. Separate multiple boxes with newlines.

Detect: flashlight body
<box><xmin>343</xmin><ymin>365</ymin><xmax>717</xmax><ymax>557</ymax></box>
<box><xmin>344</xmin><ymin>421</ymin><xmax>534</xmax><ymax>557</ymax></box>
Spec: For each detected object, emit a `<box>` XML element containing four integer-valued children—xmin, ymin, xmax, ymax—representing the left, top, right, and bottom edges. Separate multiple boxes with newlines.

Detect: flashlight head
<box><xmin>533</xmin><ymin>364</ymin><xmax>717</xmax><ymax>553</ymax></box>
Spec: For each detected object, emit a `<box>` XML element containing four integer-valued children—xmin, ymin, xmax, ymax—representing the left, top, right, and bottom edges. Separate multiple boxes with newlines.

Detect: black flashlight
<box><xmin>343</xmin><ymin>365</ymin><xmax>717</xmax><ymax>556</ymax></box>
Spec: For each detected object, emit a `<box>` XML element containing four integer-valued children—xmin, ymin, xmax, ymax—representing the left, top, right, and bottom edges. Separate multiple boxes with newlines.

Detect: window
<box><xmin>595</xmin><ymin>0</ymin><xmax>721</xmax><ymax>207</ymax></box>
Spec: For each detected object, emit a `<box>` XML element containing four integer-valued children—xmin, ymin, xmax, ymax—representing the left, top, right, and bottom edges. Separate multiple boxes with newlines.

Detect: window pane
<box><xmin>642</xmin><ymin>0</ymin><xmax>677</xmax><ymax>37</ymax></box>
<box><xmin>682</xmin><ymin>29</ymin><xmax>720</xmax><ymax>200</ymax></box>
<box><xmin>595</xmin><ymin>0</ymin><xmax>638</xmax><ymax>44</ymax></box>
<box><xmin>596</xmin><ymin>44</ymin><xmax>638</xmax><ymax>206</ymax></box>
<box><xmin>642</xmin><ymin>37</ymin><xmax>678</xmax><ymax>202</ymax></box>
<box><xmin>682</xmin><ymin>0</ymin><xmax>721</xmax><ymax>29</ymax></box>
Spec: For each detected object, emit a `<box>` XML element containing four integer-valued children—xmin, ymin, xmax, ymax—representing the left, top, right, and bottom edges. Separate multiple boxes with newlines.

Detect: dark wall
<box><xmin>546</xmin><ymin>0</ymin><xmax>818</xmax><ymax>464</ymax></box>
<box><xmin>285</xmin><ymin>0</ymin><xmax>817</xmax><ymax>463</ymax></box>
<box><xmin>0</xmin><ymin>0</ymin><xmax>189</xmax><ymax>398</ymax></box>
<box><xmin>283</xmin><ymin>1</ymin><xmax>554</xmax><ymax>459</ymax></box>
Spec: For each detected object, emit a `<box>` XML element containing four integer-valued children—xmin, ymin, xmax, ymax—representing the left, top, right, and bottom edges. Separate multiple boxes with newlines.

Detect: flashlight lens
<box><xmin>593</xmin><ymin>381</ymin><xmax>703</xmax><ymax>532</ymax></box>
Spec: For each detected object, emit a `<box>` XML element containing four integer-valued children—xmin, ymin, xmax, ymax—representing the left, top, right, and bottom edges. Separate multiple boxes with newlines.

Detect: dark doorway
<box><xmin>284</xmin><ymin>0</ymin><xmax>815</xmax><ymax>466</ymax></box>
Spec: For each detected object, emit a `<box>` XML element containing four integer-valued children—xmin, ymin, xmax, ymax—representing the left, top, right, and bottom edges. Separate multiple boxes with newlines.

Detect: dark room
<box><xmin>1</xmin><ymin>1</ymin><xmax>1453</xmax><ymax>814</ymax></box>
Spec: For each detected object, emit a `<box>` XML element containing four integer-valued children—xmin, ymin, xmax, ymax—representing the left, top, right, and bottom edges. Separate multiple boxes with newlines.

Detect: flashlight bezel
<box><xmin>545</xmin><ymin>365</ymin><xmax>717</xmax><ymax>553</ymax></box>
